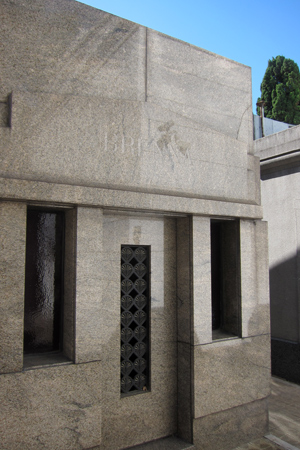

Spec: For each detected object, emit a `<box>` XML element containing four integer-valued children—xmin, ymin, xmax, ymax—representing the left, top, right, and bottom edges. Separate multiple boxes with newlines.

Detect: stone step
<box><xmin>124</xmin><ymin>436</ymin><xmax>195</xmax><ymax>450</ymax></box>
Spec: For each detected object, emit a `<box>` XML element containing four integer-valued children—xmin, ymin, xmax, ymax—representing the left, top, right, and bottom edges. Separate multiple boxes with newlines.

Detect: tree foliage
<box><xmin>257</xmin><ymin>55</ymin><xmax>300</xmax><ymax>125</ymax></box>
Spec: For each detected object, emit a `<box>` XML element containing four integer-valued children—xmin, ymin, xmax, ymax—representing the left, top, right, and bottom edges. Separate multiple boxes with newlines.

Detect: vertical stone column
<box><xmin>75</xmin><ymin>207</ymin><xmax>103</xmax><ymax>364</ymax></box>
<box><xmin>177</xmin><ymin>217</ymin><xmax>193</xmax><ymax>442</ymax></box>
<box><xmin>176</xmin><ymin>215</ymin><xmax>211</xmax><ymax>443</ymax></box>
<box><xmin>192</xmin><ymin>216</ymin><xmax>212</xmax><ymax>345</ymax></box>
<box><xmin>63</xmin><ymin>208</ymin><xmax>77</xmax><ymax>361</ymax></box>
<box><xmin>0</xmin><ymin>202</ymin><xmax>26</xmax><ymax>373</ymax></box>
<box><xmin>240</xmin><ymin>220</ymin><xmax>270</xmax><ymax>337</ymax></box>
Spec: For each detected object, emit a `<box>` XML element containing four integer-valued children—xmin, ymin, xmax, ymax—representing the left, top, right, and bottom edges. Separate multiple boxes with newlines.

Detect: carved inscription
<box><xmin>98</xmin><ymin>120</ymin><xmax>192</xmax><ymax>171</ymax></box>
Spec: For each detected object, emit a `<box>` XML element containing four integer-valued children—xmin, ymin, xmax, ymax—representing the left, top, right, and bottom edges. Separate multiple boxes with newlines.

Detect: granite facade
<box><xmin>193</xmin><ymin>398</ymin><xmax>269</xmax><ymax>450</ymax></box>
<box><xmin>0</xmin><ymin>0</ymin><xmax>270</xmax><ymax>449</ymax></box>
<box><xmin>100</xmin><ymin>214</ymin><xmax>178</xmax><ymax>450</ymax></box>
<box><xmin>0</xmin><ymin>362</ymin><xmax>102</xmax><ymax>450</ymax></box>
<box><xmin>0</xmin><ymin>202</ymin><xmax>26</xmax><ymax>374</ymax></box>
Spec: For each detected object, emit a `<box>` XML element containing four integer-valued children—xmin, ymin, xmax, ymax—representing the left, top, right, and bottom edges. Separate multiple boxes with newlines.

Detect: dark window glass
<box><xmin>24</xmin><ymin>210</ymin><xmax>64</xmax><ymax>354</ymax></box>
<box><xmin>211</xmin><ymin>220</ymin><xmax>241</xmax><ymax>338</ymax></box>
<box><xmin>120</xmin><ymin>246</ymin><xmax>150</xmax><ymax>395</ymax></box>
<box><xmin>211</xmin><ymin>222</ymin><xmax>222</xmax><ymax>330</ymax></box>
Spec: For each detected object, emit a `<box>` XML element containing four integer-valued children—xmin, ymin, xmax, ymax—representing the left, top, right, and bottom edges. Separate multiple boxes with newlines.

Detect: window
<box><xmin>120</xmin><ymin>245</ymin><xmax>150</xmax><ymax>395</ymax></box>
<box><xmin>211</xmin><ymin>220</ymin><xmax>241</xmax><ymax>340</ymax></box>
<box><xmin>23</xmin><ymin>207</ymin><xmax>76</xmax><ymax>369</ymax></box>
<box><xmin>24</xmin><ymin>209</ymin><xmax>64</xmax><ymax>354</ymax></box>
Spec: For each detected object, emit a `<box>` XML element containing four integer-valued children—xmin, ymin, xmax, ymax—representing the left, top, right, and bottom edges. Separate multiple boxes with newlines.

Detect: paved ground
<box><xmin>268</xmin><ymin>377</ymin><xmax>300</xmax><ymax>448</ymax></box>
<box><xmin>234</xmin><ymin>377</ymin><xmax>300</xmax><ymax>450</ymax></box>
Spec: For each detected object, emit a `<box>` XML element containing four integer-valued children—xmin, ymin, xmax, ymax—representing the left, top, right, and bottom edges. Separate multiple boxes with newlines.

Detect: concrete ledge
<box><xmin>122</xmin><ymin>436</ymin><xmax>194</xmax><ymax>450</ymax></box>
<box><xmin>0</xmin><ymin>177</ymin><xmax>263</xmax><ymax>219</ymax></box>
<box><xmin>254</xmin><ymin>124</ymin><xmax>300</xmax><ymax>160</ymax></box>
<box><xmin>260</xmin><ymin>151</ymin><xmax>300</xmax><ymax>176</ymax></box>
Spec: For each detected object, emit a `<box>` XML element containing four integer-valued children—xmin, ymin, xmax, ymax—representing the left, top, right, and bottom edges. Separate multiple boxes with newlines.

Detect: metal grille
<box><xmin>121</xmin><ymin>245</ymin><xmax>150</xmax><ymax>394</ymax></box>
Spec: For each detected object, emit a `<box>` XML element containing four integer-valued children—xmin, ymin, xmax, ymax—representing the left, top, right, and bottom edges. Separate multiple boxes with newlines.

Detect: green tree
<box><xmin>257</xmin><ymin>56</ymin><xmax>300</xmax><ymax>125</ymax></box>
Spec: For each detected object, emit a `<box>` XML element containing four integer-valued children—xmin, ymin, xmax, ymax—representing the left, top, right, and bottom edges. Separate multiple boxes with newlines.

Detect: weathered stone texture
<box><xmin>192</xmin><ymin>217</ymin><xmax>212</xmax><ymax>345</ymax></box>
<box><xmin>193</xmin><ymin>398</ymin><xmax>268</xmax><ymax>450</ymax></box>
<box><xmin>193</xmin><ymin>335</ymin><xmax>271</xmax><ymax>419</ymax></box>
<box><xmin>99</xmin><ymin>214</ymin><xmax>178</xmax><ymax>450</ymax></box>
<box><xmin>146</xmin><ymin>30</ymin><xmax>253</xmax><ymax>145</ymax></box>
<box><xmin>0</xmin><ymin>176</ymin><xmax>263</xmax><ymax>219</ymax></box>
<box><xmin>0</xmin><ymin>0</ymin><xmax>145</xmax><ymax>101</ymax></box>
<box><xmin>0</xmin><ymin>0</ymin><xmax>259</xmax><ymax>205</ymax></box>
<box><xmin>240</xmin><ymin>220</ymin><xmax>270</xmax><ymax>337</ymax></box>
<box><xmin>0</xmin><ymin>202</ymin><xmax>26</xmax><ymax>374</ymax></box>
<box><xmin>75</xmin><ymin>207</ymin><xmax>103</xmax><ymax>364</ymax></box>
<box><xmin>0</xmin><ymin>362</ymin><xmax>102</xmax><ymax>450</ymax></box>
<box><xmin>0</xmin><ymin>91</ymin><xmax>258</xmax><ymax>204</ymax></box>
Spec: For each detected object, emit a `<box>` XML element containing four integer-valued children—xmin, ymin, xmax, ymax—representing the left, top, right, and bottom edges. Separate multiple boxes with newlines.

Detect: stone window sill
<box><xmin>23</xmin><ymin>352</ymin><xmax>72</xmax><ymax>371</ymax></box>
<box><xmin>212</xmin><ymin>329</ymin><xmax>239</xmax><ymax>342</ymax></box>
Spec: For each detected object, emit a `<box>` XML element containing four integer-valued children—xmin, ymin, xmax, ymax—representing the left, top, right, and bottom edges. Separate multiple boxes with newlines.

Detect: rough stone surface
<box><xmin>192</xmin><ymin>216</ymin><xmax>212</xmax><ymax>345</ymax></box>
<box><xmin>0</xmin><ymin>0</ymin><xmax>145</xmax><ymax>101</ymax></box>
<box><xmin>0</xmin><ymin>361</ymin><xmax>102</xmax><ymax>450</ymax></box>
<box><xmin>146</xmin><ymin>30</ymin><xmax>253</xmax><ymax>146</ymax></box>
<box><xmin>75</xmin><ymin>207</ymin><xmax>103</xmax><ymax>363</ymax></box>
<box><xmin>99</xmin><ymin>214</ymin><xmax>178</xmax><ymax>450</ymax></box>
<box><xmin>194</xmin><ymin>334</ymin><xmax>271</xmax><ymax>418</ymax></box>
<box><xmin>0</xmin><ymin>202</ymin><xmax>26</xmax><ymax>374</ymax></box>
<box><xmin>0</xmin><ymin>176</ymin><xmax>263</xmax><ymax>219</ymax></box>
<box><xmin>176</xmin><ymin>217</ymin><xmax>193</xmax><ymax>442</ymax></box>
<box><xmin>240</xmin><ymin>220</ymin><xmax>270</xmax><ymax>337</ymax></box>
<box><xmin>0</xmin><ymin>91</ymin><xmax>258</xmax><ymax>204</ymax></box>
<box><xmin>193</xmin><ymin>398</ymin><xmax>269</xmax><ymax>450</ymax></box>
<box><xmin>63</xmin><ymin>208</ymin><xmax>77</xmax><ymax>361</ymax></box>
<box><xmin>1</xmin><ymin>0</ymin><xmax>259</xmax><ymax>205</ymax></box>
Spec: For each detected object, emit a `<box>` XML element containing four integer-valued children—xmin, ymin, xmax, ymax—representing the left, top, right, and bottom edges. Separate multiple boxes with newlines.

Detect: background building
<box><xmin>254</xmin><ymin>124</ymin><xmax>300</xmax><ymax>385</ymax></box>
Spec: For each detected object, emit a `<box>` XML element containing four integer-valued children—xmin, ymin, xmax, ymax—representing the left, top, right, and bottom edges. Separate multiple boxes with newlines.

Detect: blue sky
<box><xmin>78</xmin><ymin>0</ymin><xmax>300</xmax><ymax>115</ymax></box>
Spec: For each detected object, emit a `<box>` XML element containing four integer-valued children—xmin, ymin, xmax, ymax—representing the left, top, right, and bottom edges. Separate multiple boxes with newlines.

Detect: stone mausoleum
<box><xmin>0</xmin><ymin>1</ymin><xmax>270</xmax><ymax>449</ymax></box>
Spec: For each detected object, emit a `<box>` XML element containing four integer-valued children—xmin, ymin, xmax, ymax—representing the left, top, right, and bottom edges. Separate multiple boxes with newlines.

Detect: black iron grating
<box><xmin>121</xmin><ymin>245</ymin><xmax>150</xmax><ymax>394</ymax></box>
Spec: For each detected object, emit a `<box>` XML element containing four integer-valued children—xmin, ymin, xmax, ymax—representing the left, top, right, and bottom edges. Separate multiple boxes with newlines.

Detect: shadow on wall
<box><xmin>269</xmin><ymin>255</ymin><xmax>300</xmax><ymax>384</ymax></box>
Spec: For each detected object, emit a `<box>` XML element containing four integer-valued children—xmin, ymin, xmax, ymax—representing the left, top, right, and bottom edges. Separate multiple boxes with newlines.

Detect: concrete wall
<box><xmin>254</xmin><ymin>125</ymin><xmax>300</xmax><ymax>383</ymax></box>
<box><xmin>253</xmin><ymin>114</ymin><xmax>294</xmax><ymax>140</ymax></box>
<box><xmin>0</xmin><ymin>1</ymin><xmax>270</xmax><ymax>449</ymax></box>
